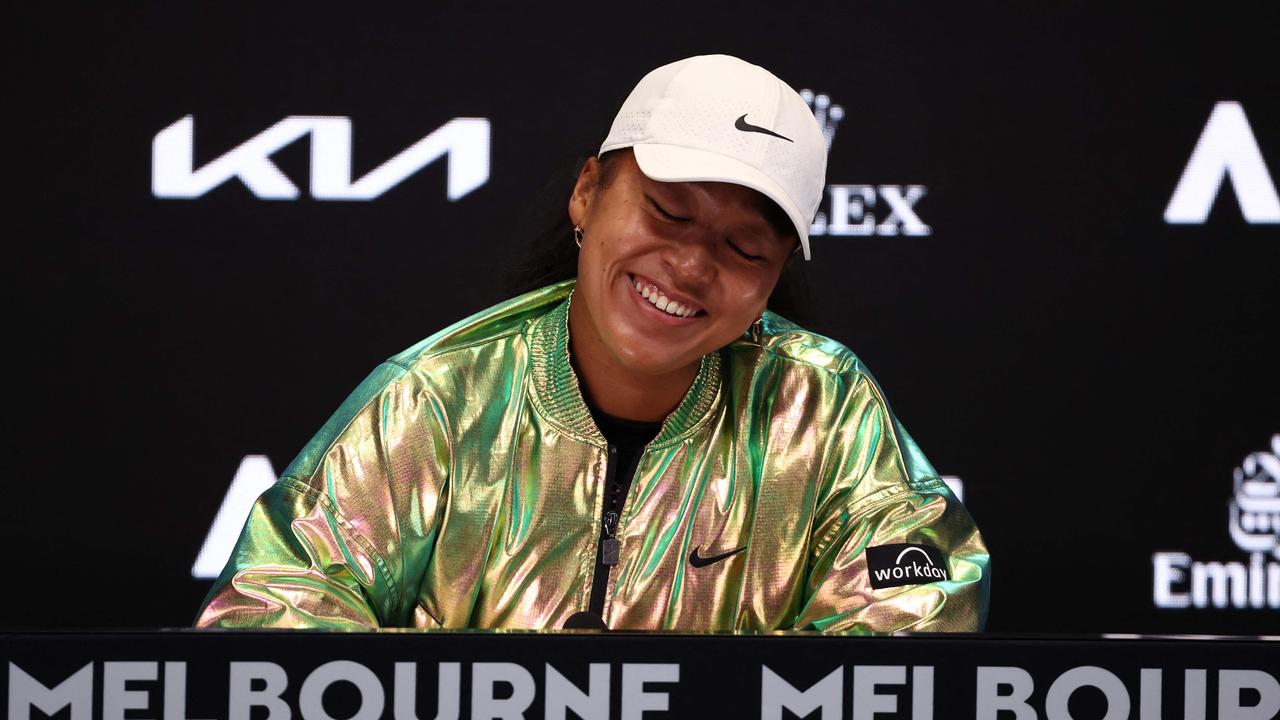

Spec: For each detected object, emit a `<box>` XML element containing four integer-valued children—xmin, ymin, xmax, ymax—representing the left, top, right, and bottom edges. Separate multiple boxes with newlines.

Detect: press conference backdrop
<box><xmin>9</xmin><ymin>5</ymin><xmax>1277</xmax><ymax>633</ymax></box>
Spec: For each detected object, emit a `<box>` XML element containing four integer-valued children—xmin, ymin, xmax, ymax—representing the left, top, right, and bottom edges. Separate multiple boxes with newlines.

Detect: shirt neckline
<box><xmin>528</xmin><ymin>288</ymin><xmax>723</xmax><ymax>449</ymax></box>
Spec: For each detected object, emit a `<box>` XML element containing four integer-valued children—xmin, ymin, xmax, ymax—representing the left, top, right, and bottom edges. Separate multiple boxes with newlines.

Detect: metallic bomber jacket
<box><xmin>196</xmin><ymin>280</ymin><xmax>990</xmax><ymax>631</ymax></box>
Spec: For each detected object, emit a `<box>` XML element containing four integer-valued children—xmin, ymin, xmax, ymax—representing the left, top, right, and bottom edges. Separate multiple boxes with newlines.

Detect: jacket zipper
<box><xmin>587</xmin><ymin>443</ymin><xmax>619</xmax><ymax>617</ymax></box>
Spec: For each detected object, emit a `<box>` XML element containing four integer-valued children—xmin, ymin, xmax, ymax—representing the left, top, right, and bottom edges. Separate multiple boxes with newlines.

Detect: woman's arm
<box><xmin>792</xmin><ymin>373</ymin><xmax>990</xmax><ymax>633</ymax></box>
<box><xmin>194</xmin><ymin>362</ymin><xmax>451</xmax><ymax>628</ymax></box>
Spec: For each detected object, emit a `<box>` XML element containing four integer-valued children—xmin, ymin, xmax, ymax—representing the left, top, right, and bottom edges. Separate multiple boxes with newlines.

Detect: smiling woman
<box><xmin>195</xmin><ymin>55</ymin><xmax>991</xmax><ymax>632</ymax></box>
<box><xmin>568</xmin><ymin>150</ymin><xmax>797</xmax><ymax>422</ymax></box>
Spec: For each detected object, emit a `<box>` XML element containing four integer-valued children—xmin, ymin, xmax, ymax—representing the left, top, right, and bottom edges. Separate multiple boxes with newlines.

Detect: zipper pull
<box><xmin>601</xmin><ymin>511</ymin><xmax>620</xmax><ymax>566</ymax></box>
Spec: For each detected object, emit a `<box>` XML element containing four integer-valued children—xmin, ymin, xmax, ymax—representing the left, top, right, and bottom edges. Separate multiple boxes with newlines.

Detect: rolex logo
<box><xmin>800</xmin><ymin>89</ymin><xmax>845</xmax><ymax>153</ymax></box>
<box><xmin>801</xmin><ymin>88</ymin><xmax>931</xmax><ymax>238</ymax></box>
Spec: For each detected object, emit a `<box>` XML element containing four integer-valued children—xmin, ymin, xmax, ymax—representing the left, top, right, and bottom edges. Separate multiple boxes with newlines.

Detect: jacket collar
<box><xmin>528</xmin><ymin>289</ymin><xmax>722</xmax><ymax>449</ymax></box>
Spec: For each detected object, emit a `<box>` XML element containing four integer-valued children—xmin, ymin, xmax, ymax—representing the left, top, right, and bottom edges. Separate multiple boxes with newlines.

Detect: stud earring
<box><xmin>573</xmin><ymin>225</ymin><xmax>584</xmax><ymax>248</ymax></box>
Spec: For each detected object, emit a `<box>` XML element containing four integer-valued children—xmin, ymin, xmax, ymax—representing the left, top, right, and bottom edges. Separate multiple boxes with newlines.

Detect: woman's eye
<box><xmin>727</xmin><ymin>240</ymin><xmax>764</xmax><ymax>262</ymax></box>
<box><xmin>647</xmin><ymin>197</ymin><xmax>687</xmax><ymax>222</ymax></box>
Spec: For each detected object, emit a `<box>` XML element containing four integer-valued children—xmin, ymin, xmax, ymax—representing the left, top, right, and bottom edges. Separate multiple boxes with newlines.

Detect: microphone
<box><xmin>562</xmin><ymin>611</ymin><xmax>608</xmax><ymax>630</ymax></box>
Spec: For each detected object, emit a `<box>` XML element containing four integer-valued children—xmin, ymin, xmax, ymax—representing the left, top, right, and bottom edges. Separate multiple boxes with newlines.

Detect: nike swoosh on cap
<box><xmin>734</xmin><ymin>114</ymin><xmax>793</xmax><ymax>142</ymax></box>
<box><xmin>688</xmin><ymin>545</ymin><xmax>748</xmax><ymax>568</ymax></box>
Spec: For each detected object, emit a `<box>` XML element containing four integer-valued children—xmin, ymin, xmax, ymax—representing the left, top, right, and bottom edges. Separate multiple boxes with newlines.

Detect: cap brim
<box><xmin>629</xmin><ymin>143</ymin><xmax>812</xmax><ymax>260</ymax></box>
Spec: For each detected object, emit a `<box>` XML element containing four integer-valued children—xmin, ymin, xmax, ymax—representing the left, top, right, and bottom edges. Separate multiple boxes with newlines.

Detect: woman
<box><xmin>196</xmin><ymin>54</ymin><xmax>990</xmax><ymax>631</ymax></box>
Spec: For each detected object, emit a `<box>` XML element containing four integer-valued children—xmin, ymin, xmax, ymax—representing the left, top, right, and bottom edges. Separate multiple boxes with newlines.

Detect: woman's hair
<box><xmin>502</xmin><ymin>151</ymin><xmax>812</xmax><ymax>324</ymax></box>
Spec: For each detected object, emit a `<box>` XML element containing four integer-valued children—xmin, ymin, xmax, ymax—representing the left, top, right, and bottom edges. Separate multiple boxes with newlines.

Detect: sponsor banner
<box><xmin>11</xmin><ymin>4</ymin><xmax>1279</xmax><ymax>637</ymax></box>
<box><xmin>866</xmin><ymin>544</ymin><xmax>951</xmax><ymax>589</ymax></box>
<box><xmin>151</xmin><ymin>116</ymin><xmax>491</xmax><ymax>201</ymax></box>
<box><xmin>1164</xmin><ymin>102</ymin><xmax>1280</xmax><ymax>224</ymax></box>
<box><xmin>4</xmin><ymin>632</ymin><xmax>1276</xmax><ymax>720</ymax></box>
<box><xmin>1154</xmin><ymin>435</ymin><xmax>1280</xmax><ymax>610</ymax></box>
<box><xmin>800</xmin><ymin>90</ymin><xmax>932</xmax><ymax>238</ymax></box>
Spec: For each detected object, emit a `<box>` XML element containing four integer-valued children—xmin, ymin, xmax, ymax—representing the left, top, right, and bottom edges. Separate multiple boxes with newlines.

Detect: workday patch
<box><xmin>866</xmin><ymin>543</ymin><xmax>950</xmax><ymax>589</ymax></box>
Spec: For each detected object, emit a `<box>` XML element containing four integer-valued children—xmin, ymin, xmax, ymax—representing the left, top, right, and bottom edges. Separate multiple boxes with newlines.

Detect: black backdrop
<box><xmin>9</xmin><ymin>4</ymin><xmax>1278</xmax><ymax>634</ymax></box>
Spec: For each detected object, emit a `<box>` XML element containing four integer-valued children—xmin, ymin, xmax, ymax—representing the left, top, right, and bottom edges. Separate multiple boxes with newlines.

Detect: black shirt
<box><xmin>585</xmin><ymin>404</ymin><xmax>661</xmax><ymax>619</ymax></box>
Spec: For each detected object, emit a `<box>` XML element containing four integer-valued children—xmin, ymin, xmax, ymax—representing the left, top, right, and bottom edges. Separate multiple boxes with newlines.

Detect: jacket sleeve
<box><xmin>792</xmin><ymin>372</ymin><xmax>990</xmax><ymax>633</ymax></box>
<box><xmin>194</xmin><ymin>362</ymin><xmax>451</xmax><ymax>629</ymax></box>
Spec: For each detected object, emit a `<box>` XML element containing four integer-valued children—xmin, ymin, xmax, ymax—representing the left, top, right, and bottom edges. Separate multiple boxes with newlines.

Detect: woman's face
<box><xmin>568</xmin><ymin>150</ymin><xmax>795</xmax><ymax>379</ymax></box>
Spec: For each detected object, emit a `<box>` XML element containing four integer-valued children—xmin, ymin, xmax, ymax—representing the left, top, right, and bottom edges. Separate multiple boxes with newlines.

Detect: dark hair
<box><xmin>502</xmin><ymin>151</ymin><xmax>812</xmax><ymax>324</ymax></box>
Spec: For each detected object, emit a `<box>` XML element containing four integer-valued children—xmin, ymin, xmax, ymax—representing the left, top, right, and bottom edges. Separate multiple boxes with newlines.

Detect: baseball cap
<box><xmin>599</xmin><ymin>54</ymin><xmax>828</xmax><ymax>260</ymax></box>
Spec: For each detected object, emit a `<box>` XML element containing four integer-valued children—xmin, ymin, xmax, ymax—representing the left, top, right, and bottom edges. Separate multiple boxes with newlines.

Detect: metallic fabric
<box><xmin>196</xmin><ymin>280</ymin><xmax>990</xmax><ymax>632</ymax></box>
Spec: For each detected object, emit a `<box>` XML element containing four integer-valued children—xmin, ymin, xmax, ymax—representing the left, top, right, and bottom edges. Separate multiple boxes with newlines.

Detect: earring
<box><xmin>750</xmin><ymin>314</ymin><xmax>764</xmax><ymax>342</ymax></box>
<box><xmin>573</xmin><ymin>225</ymin><xmax>584</xmax><ymax>248</ymax></box>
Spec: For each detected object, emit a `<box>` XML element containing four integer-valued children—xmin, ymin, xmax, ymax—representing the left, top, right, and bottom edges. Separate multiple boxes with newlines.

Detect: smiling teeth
<box><xmin>634</xmin><ymin>278</ymin><xmax>697</xmax><ymax>318</ymax></box>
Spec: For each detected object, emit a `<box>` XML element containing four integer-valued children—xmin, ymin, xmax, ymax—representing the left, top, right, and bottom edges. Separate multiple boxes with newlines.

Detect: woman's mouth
<box><xmin>628</xmin><ymin>274</ymin><xmax>704</xmax><ymax>319</ymax></box>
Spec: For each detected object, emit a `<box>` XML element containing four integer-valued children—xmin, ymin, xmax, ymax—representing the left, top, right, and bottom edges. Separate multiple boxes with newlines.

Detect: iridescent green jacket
<box><xmin>196</xmin><ymin>281</ymin><xmax>990</xmax><ymax>631</ymax></box>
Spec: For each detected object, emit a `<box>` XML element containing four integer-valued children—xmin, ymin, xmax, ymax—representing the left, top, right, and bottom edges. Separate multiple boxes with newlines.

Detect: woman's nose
<box><xmin>662</xmin><ymin>233</ymin><xmax>717</xmax><ymax>289</ymax></box>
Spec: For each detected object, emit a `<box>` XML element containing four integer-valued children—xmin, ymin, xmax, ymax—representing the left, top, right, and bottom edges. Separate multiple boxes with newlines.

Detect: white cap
<box><xmin>600</xmin><ymin>54</ymin><xmax>827</xmax><ymax>260</ymax></box>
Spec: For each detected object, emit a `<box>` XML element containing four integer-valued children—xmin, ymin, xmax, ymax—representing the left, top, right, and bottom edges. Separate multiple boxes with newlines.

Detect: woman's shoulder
<box><xmin>386</xmin><ymin>280</ymin><xmax>574</xmax><ymax>371</ymax></box>
<box><xmin>725</xmin><ymin>310</ymin><xmax>870</xmax><ymax>382</ymax></box>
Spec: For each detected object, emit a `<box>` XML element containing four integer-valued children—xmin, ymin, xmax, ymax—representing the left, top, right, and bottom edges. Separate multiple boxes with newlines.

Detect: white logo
<box><xmin>941</xmin><ymin>475</ymin><xmax>965</xmax><ymax>502</ymax></box>
<box><xmin>878</xmin><ymin>562</ymin><xmax>944</xmax><ymax>582</ymax></box>
<box><xmin>191</xmin><ymin>455</ymin><xmax>278</xmax><ymax>579</ymax></box>
<box><xmin>801</xmin><ymin>90</ymin><xmax>931</xmax><ymax>238</ymax></box>
<box><xmin>1152</xmin><ymin>434</ymin><xmax>1280</xmax><ymax>609</ymax></box>
<box><xmin>1164</xmin><ymin>101</ymin><xmax>1280</xmax><ymax>224</ymax></box>
<box><xmin>896</xmin><ymin>546</ymin><xmax>935</xmax><ymax>565</ymax></box>
<box><xmin>1229</xmin><ymin>435</ymin><xmax>1280</xmax><ymax>557</ymax></box>
<box><xmin>868</xmin><ymin>543</ymin><xmax>949</xmax><ymax>588</ymax></box>
<box><xmin>152</xmin><ymin>115</ymin><xmax>491</xmax><ymax>201</ymax></box>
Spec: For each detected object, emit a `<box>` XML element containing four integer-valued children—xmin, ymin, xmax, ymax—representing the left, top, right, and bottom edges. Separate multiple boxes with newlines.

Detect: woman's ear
<box><xmin>568</xmin><ymin>157</ymin><xmax>600</xmax><ymax>227</ymax></box>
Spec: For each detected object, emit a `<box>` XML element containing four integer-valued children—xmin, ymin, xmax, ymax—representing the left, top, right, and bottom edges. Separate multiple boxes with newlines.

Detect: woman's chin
<box><xmin>608</xmin><ymin>337</ymin><xmax>703</xmax><ymax>379</ymax></box>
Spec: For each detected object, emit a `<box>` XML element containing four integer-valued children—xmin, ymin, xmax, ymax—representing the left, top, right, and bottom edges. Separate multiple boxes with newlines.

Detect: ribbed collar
<box><xmin>528</xmin><ymin>291</ymin><xmax>723</xmax><ymax>449</ymax></box>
